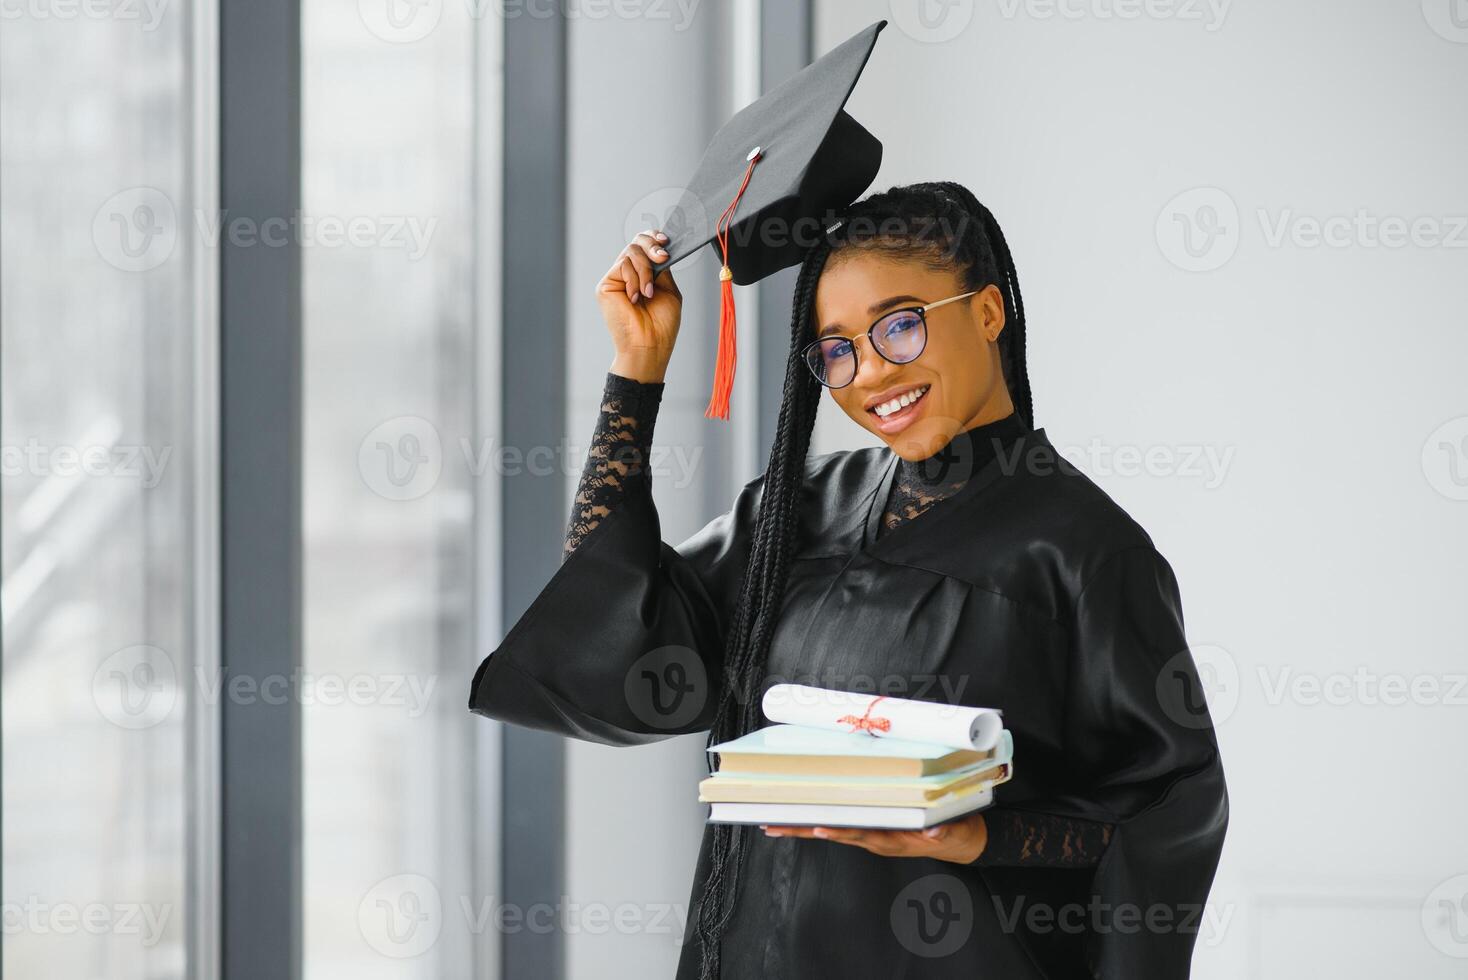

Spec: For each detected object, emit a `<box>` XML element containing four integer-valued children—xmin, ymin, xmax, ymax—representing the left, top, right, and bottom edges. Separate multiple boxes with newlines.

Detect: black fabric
<box><xmin>471</xmin><ymin>374</ymin><xmax>1229</xmax><ymax>978</ymax></box>
<box><xmin>562</xmin><ymin>373</ymin><xmax>1119</xmax><ymax>872</ymax></box>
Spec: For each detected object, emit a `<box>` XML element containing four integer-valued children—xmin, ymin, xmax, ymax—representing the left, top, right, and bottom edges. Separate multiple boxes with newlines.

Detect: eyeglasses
<box><xmin>800</xmin><ymin>290</ymin><xmax>980</xmax><ymax>389</ymax></box>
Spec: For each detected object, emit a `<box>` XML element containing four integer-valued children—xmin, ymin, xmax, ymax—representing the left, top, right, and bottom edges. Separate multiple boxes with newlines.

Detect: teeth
<box><xmin>873</xmin><ymin>384</ymin><xmax>929</xmax><ymax>418</ymax></box>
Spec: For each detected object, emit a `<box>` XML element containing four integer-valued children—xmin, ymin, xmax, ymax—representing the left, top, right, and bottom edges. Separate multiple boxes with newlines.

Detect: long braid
<box><xmin>694</xmin><ymin>239</ymin><xmax>830</xmax><ymax>980</ymax></box>
<box><xmin>690</xmin><ymin>181</ymin><xmax>1031</xmax><ymax>979</ymax></box>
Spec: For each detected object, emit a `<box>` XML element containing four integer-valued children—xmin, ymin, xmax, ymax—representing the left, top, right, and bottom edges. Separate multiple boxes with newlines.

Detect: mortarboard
<box><xmin>651</xmin><ymin>19</ymin><xmax>888</xmax><ymax>420</ymax></box>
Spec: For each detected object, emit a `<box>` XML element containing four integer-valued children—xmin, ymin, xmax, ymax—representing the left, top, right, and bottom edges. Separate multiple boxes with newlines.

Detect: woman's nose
<box><xmin>850</xmin><ymin>333</ymin><xmax>899</xmax><ymax>389</ymax></box>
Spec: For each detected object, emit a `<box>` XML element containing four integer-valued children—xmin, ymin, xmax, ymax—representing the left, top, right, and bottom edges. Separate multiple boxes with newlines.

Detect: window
<box><xmin>301</xmin><ymin>4</ymin><xmax>494</xmax><ymax>976</ymax></box>
<box><xmin>1</xmin><ymin>5</ymin><xmax>211</xmax><ymax>978</ymax></box>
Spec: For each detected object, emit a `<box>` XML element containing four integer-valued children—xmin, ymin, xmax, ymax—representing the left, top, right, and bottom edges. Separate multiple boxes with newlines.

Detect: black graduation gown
<box><xmin>468</xmin><ymin>424</ymin><xmax>1229</xmax><ymax>979</ymax></box>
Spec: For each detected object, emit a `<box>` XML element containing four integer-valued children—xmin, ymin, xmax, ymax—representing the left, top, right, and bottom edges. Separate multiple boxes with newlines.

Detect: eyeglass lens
<box><xmin>804</xmin><ymin>309</ymin><xmax>927</xmax><ymax>387</ymax></box>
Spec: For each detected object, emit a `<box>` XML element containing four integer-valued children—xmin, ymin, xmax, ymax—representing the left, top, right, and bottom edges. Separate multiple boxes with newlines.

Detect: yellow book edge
<box><xmin>716</xmin><ymin>745</ymin><xmax>995</xmax><ymax>778</ymax></box>
<box><xmin>699</xmin><ymin>763</ymin><xmax>1013</xmax><ymax>808</ymax></box>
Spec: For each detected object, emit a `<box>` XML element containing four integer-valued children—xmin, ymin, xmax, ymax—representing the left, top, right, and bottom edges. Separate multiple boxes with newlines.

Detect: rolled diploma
<box><xmin>760</xmin><ymin>683</ymin><xmax>1003</xmax><ymax>752</ymax></box>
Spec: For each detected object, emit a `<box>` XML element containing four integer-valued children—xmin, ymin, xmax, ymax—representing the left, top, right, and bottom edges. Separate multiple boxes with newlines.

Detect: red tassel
<box><xmin>705</xmin><ymin>148</ymin><xmax>762</xmax><ymax>421</ymax></box>
<box><xmin>704</xmin><ymin>265</ymin><xmax>738</xmax><ymax>419</ymax></box>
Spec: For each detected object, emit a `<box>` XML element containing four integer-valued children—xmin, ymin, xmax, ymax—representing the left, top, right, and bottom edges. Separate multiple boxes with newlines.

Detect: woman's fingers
<box><xmin>601</xmin><ymin>230</ymin><xmax>672</xmax><ymax>306</ymax></box>
<box><xmin>625</xmin><ymin>240</ymin><xmax>666</xmax><ymax>301</ymax></box>
<box><xmin>763</xmin><ymin>826</ymin><xmax>820</xmax><ymax>838</ymax></box>
<box><xmin>653</xmin><ymin>265</ymin><xmax>681</xmax><ymax>300</ymax></box>
<box><xmin>763</xmin><ymin>824</ymin><xmax>946</xmax><ymax>858</ymax></box>
<box><xmin>811</xmin><ymin>827</ymin><xmax>871</xmax><ymax>846</ymax></box>
<box><xmin>764</xmin><ymin>825</ymin><xmax>872</xmax><ymax>843</ymax></box>
<box><xmin>618</xmin><ymin>255</ymin><xmax>641</xmax><ymax>304</ymax></box>
<box><xmin>633</xmin><ymin>230</ymin><xmax>669</xmax><ymax>265</ymax></box>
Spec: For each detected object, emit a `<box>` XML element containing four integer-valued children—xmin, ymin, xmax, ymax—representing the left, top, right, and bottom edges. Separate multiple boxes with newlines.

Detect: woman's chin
<box><xmin>881</xmin><ymin>414</ymin><xmax>965</xmax><ymax>462</ymax></box>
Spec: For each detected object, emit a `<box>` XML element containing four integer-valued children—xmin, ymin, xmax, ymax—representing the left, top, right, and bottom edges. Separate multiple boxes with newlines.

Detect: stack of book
<box><xmin>700</xmin><ymin>684</ymin><xmax>1012</xmax><ymax>830</ymax></box>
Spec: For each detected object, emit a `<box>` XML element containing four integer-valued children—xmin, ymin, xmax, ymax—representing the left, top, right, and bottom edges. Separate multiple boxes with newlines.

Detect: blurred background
<box><xmin>2</xmin><ymin>0</ymin><xmax>1465</xmax><ymax>978</ymax></box>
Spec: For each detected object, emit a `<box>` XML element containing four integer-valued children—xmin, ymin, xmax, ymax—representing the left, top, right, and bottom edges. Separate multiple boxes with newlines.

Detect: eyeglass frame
<box><xmin>799</xmin><ymin>289</ymin><xmax>981</xmax><ymax>389</ymax></box>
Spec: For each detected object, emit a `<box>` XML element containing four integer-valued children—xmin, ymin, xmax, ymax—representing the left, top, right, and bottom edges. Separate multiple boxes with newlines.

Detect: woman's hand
<box><xmin>760</xmin><ymin>811</ymin><xmax>988</xmax><ymax>865</ymax></box>
<box><xmin>596</xmin><ymin>228</ymin><xmax>683</xmax><ymax>383</ymax></box>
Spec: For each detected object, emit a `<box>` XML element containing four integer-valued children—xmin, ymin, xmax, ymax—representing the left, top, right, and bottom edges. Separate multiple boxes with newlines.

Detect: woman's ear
<box><xmin>977</xmin><ymin>283</ymin><xmax>1006</xmax><ymax>342</ymax></box>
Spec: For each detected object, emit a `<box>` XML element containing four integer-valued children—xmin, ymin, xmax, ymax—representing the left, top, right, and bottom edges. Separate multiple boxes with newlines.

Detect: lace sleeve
<box><xmin>563</xmin><ymin>371</ymin><xmax>665</xmax><ymax>561</ymax></box>
<box><xmin>973</xmin><ymin>808</ymin><xmax>1115</xmax><ymax>868</ymax></box>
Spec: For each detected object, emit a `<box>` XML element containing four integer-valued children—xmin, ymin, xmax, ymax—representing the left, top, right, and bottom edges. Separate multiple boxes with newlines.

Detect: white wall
<box><xmin>814</xmin><ymin>1</ymin><xmax>1468</xmax><ymax>976</ymax></box>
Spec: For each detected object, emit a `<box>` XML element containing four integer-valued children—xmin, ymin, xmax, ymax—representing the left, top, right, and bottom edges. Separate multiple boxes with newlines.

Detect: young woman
<box><xmin>470</xmin><ymin>181</ymin><xmax>1229</xmax><ymax>979</ymax></box>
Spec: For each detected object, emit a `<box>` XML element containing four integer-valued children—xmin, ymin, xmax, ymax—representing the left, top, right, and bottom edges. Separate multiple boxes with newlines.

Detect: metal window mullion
<box><xmin>218</xmin><ymin>0</ymin><xmax>303</xmax><ymax>977</ymax></box>
<box><xmin>499</xmin><ymin>6</ymin><xmax>568</xmax><ymax>980</ymax></box>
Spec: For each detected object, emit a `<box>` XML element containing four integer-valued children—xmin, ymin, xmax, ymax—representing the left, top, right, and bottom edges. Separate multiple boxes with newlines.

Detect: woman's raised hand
<box><xmin>596</xmin><ymin>228</ymin><xmax>683</xmax><ymax>384</ymax></box>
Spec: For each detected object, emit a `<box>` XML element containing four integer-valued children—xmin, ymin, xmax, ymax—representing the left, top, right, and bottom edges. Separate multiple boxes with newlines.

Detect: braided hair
<box><xmin>692</xmin><ymin>181</ymin><xmax>1032</xmax><ymax>979</ymax></box>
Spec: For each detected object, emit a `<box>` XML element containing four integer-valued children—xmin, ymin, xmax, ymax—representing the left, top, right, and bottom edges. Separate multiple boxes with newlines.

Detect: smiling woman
<box><xmin>470</xmin><ymin>177</ymin><xmax>1228</xmax><ymax>980</ymax></box>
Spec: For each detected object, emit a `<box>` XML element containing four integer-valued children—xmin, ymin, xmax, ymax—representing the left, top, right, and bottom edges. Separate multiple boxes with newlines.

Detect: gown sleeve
<box><xmin>973</xmin><ymin>808</ymin><xmax>1114</xmax><ymax>868</ymax></box>
<box><xmin>1053</xmin><ymin>544</ymin><xmax>1230</xmax><ymax>977</ymax></box>
<box><xmin>562</xmin><ymin>370</ymin><xmax>664</xmax><ymax>560</ymax></box>
<box><xmin>468</xmin><ymin>371</ymin><xmax>765</xmax><ymax>747</ymax></box>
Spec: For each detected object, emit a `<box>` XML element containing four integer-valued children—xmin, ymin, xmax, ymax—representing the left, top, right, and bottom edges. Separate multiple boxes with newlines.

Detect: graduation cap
<box><xmin>651</xmin><ymin>19</ymin><xmax>888</xmax><ymax>420</ymax></box>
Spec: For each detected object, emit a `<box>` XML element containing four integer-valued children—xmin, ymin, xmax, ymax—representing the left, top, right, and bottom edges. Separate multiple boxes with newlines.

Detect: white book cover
<box><xmin>708</xmin><ymin>785</ymin><xmax>997</xmax><ymax>830</ymax></box>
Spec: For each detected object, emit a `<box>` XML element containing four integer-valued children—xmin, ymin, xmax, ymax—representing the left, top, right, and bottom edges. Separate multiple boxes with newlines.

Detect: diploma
<box><xmin>760</xmin><ymin>683</ymin><xmax>1004</xmax><ymax>752</ymax></box>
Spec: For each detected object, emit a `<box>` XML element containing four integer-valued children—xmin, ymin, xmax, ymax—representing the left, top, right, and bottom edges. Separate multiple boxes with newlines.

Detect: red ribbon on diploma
<box><xmin>836</xmin><ymin>695</ymin><xmax>892</xmax><ymax>735</ymax></box>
